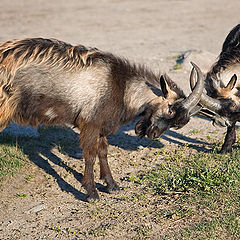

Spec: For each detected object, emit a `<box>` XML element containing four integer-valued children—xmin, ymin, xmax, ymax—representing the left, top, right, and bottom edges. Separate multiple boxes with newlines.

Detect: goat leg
<box><xmin>98</xmin><ymin>136</ymin><xmax>120</xmax><ymax>193</ymax></box>
<box><xmin>220</xmin><ymin>122</ymin><xmax>236</xmax><ymax>153</ymax></box>
<box><xmin>81</xmin><ymin>143</ymin><xmax>99</xmax><ymax>202</ymax></box>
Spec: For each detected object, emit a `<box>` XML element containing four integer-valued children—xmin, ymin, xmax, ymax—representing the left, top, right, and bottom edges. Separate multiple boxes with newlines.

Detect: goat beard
<box><xmin>135</xmin><ymin>119</ymin><xmax>166</xmax><ymax>139</ymax></box>
<box><xmin>135</xmin><ymin>119</ymin><xmax>150</xmax><ymax>138</ymax></box>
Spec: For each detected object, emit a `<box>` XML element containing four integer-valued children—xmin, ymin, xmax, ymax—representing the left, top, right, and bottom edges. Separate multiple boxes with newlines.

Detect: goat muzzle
<box><xmin>147</xmin><ymin>125</ymin><xmax>165</xmax><ymax>139</ymax></box>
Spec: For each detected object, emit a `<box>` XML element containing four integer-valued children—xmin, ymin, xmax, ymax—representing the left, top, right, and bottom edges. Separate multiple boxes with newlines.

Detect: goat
<box><xmin>190</xmin><ymin>24</ymin><xmax>240</xmax><ymax>153</ymax></box>
<box><xmin>0</xmin><ymin>38</ymin><xmax>203</xmax><ymax>201</ymax></box>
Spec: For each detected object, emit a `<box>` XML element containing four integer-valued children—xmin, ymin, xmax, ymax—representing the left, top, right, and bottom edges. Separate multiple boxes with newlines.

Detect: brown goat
<box><xmin>0</xmin><ymin>38</ymin><xmax>203</xmax><ymax>201</ymax></box>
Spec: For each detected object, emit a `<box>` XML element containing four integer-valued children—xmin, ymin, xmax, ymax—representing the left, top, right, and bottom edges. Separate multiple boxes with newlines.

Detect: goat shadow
<box><xmin>0</xmin><ymin>126</ymin><xmax>88</xmax><ymax>202</ymax></box>
<box><xmin>0</xmin><ymin>116</ymin><xmax>212</xmax><ymax>202</ymax></box>
<box><xmin>108</xmin><ymin>116</ymin><xmax>211</xmax><ymax>152</ymax></box>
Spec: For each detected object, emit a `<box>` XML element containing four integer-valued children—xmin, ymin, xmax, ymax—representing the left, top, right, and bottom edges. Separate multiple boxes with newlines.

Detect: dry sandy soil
<box><xmin>0</xmin><ymin>0</ymin><xmax>240</xmax><ymax>239</ymax></box>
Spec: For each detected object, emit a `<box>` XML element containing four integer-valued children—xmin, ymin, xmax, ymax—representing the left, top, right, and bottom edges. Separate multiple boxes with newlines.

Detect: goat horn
<box><xmin>190</xmin><ymin>64</ymin><xmax>222</xmax><ymax>112</ymax></box>
<box><xmin>182</xmin><ymin>62</ymin><xmax>204</xmax><ymax>111</ymax></box>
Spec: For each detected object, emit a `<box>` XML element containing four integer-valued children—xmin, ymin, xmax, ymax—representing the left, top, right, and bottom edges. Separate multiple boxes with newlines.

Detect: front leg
<box><xmin>220</xmin><ymin>122</ymin><xmax>236</xmax><ymax>153</ymax></box>
<box><xmin>81</xmin><ymin>146</ymin><xmax>99</xmax><ymax>202</ymax></box>
<box><xmin>79</xmin><ymin>125</ymin><xmax>100</xmax><ymax>202</ymax></box>
<box><xmin>98</xmin><ymin>136</ymin><xmax>120</xmax><ymax>193</ymax></box>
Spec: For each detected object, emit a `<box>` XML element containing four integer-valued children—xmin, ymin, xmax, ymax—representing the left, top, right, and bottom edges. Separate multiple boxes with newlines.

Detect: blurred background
<box><xmin>0</xmin><ymin>0</ymin><xmax>239</xmax><ymax>61</ymax></box>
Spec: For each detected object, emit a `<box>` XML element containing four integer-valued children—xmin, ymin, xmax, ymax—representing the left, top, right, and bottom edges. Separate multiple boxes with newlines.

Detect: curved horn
<box><xmin>190</xmin><ymin>65</ymin><xmax>222</xmax><ymax>112</ymax></box>
<box><xmin>181</xmin><ymin>62</ymin><xmax>204</xmax><ymax>111</ymax></box>
<box><xmin>198</xmin><ymin>91</ymin><xmax>222</xmax><ymax>112</ymax></box>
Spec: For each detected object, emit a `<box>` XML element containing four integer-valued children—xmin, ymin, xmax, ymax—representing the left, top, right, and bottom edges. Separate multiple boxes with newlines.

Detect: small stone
<box><xmin>26</xmin><ymin>203</ymin><xmax>47</xmax><ymax>214</ymax></box>
<box><xmin>138</xmin><ymin>145</ymin><xmax>144</xmax><ymax>150</ymax></box>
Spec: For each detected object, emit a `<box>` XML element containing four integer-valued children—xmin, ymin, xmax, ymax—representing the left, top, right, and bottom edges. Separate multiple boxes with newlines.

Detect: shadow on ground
<box><xmin>108</xmin><ymin>118</ymin><xmax>210</xmax><ymax>152</ymax></box>
<box><xmin>0</xmin><ymin>117</ymin><xmax>212</xmax><ymax>201</ymax></box>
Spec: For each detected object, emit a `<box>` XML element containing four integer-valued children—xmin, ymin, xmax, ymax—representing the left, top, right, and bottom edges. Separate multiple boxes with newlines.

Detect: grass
<box><xmin>135</xmin><ymin>154</ymin><xmax>231</xmax><ymax>194</ymax></box>
<box><xmin>129</xmin><ymin>144</ymin><xmax>240</xmax><ymax>239</ymax></box>
<box><xmin>172</xmin><ymin>53</ymin><xmax>185</xmax><ymax>70</ymax></box>
<box><xmin>0</xmin><ymin>134</ymin><xmax>28</xmax><ymax>179</ymax></box>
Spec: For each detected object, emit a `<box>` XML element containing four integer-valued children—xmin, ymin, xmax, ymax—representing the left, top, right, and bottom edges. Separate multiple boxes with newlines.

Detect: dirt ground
<box><xmin>0</xmin><ymin>0</ymin><xmax>240</xmax><ymax>239</ymax></box>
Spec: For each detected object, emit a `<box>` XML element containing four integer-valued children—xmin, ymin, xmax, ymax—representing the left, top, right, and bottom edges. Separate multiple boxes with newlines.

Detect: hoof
<box><xmin>107</xmin><ymin>182</ymin><xmax>120</xmax><ymax>194</ymax></box>
<box><xmin>86</xmin><ymin>191</ymin><xmax>100</xmax><ymax>203</ymax></box>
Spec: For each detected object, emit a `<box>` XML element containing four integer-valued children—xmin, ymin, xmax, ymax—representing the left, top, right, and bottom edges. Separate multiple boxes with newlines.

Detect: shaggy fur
<box><xmin>0</xmin><ymin>38</ymin><xmax>198</xmax><ymax>201</ymax></box>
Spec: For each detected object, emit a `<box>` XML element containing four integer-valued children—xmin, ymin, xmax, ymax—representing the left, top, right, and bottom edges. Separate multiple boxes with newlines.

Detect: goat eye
<box><xmin>168</xmin><ymin>109</ymin><xmax>175</xmax><ymax>117</ymax></box>
<box><xmin>230</xmin><ymin>103</ymin><xmax>237</xmax><ymax>111</ymax></box>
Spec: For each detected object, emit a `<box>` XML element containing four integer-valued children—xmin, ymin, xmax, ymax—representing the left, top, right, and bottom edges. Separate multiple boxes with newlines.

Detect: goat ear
<box><xmin>226</xmin><ymin>74</ymin><xmax>237</xmax><ymax>90</ymax></box>
<box><xmin>160</xmin><ymin>75</ymin><xmax>178</xmax><ymax>100</ymax></box>
<box><xmin>160</xmin><ymin>75</ymin><xmax>170</xmax><ymax>99</ymax></box>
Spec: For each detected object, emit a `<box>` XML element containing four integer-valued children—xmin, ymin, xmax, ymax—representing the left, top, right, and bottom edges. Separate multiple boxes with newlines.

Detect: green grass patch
<box><xmin>0</xmin><ymin>134</ymin><xmax>28</xmax><ymax>180</ymax></box>
<box><xmin>136</xmin><ymin>161</ymin><xmax>230</xmax><ymax>194</ymax></box>
<box><xmin>15</xmin><ymin>193</ymin><xmax>27</xmax><ymax>198</ymax></box>
<box><xmin>130</xmin><ymin>145</ymin><xmax>240</xmax><ymax>239</ymax></box>
<box><xmin>189</xmin><ymin>129</ymin><xmax>202</xmax><ymax>135</ymax></box>
<box><xmin>133</xmin><ymin>147</ymin><xmax>237</xmax><ymax>195</ymax></box>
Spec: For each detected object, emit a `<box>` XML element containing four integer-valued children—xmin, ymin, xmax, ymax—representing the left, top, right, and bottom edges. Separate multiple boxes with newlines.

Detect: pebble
<box><xmin>137</xmin><ymin>145</ymin><xmax>144</xmax><ymax>150</ymax></box>
<box><xmin>26</xmin><ymin>203</ymin><xmax>47</xmax><ymax>214</ymax></box>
